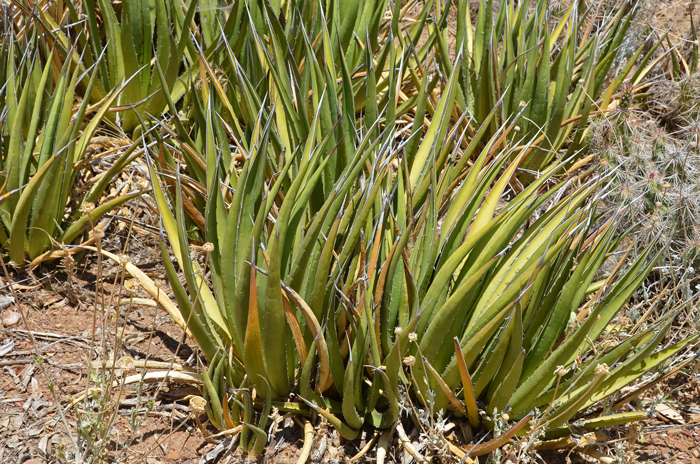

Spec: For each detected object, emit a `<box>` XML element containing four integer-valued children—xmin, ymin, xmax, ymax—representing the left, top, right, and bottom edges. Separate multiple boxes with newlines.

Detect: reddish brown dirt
<box><xmin>637</xmin><ymin>423</ymin><xmax>700</xmax><ymax>463</ymax></box>
<box><xmin>0</xmin><ymin>225</ymin><xmax>316</xmax><ymax>463</ymax></box>
<box><xmin>0</xmin><ymin>253</ymin><xmax>214</xmax><ymax>463</ymax></box>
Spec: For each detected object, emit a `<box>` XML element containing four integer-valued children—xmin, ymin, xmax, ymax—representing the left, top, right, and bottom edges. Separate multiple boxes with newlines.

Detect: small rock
<box><xmin>657</xmin><ymin>403</ymin><xmax>685</xmax><ymax>424</ymax></box>
<box><xmin>3</xmin><ymin>311</ymin><xmax>20</xmax><ymax>327</ymax></box>
<box><xmin>24</xmin><ymin>459</ymin><xmax>43</xmax><ymax>464</ymax></box>
<box><xmin>693</xmin><ymin>449</ymin><xmax>700</xmax><ymax>458</ymax></box>
<box><xmin>0</xmin><ymin>295</ymin><xmax>14</xmax><ymax>310</ymax></box>
<box><xmin>166</xmin><ymin>451</ymin><xmax>180</xmax><ymax>461</ymax></box>
<box><xmin>668</xmin><ymin>428</ymin><xmax>682</xmax><ymax>436</ymax></box>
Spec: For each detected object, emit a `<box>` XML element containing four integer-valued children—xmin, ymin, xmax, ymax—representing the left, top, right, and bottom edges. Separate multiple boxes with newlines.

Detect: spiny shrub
<box><xmin>591</xmin><ymin>17</ymin><xmax>700</xmax><ymax>325</ymax></box>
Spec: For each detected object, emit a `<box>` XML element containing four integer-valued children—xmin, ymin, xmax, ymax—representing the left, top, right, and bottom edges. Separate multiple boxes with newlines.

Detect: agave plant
<box><xmin>4</xmin><ymin>0</ymin><xmax>690</xmax><ymax>458</ymax></box>
<box><xmin>453</xmin><ymin>0</ymin><xmax>672</xmax><ymax>175</ymax></box>
<box><xmin>0</xmin><ymin>28</ymin><xmax>141</xmax><ymax>264</ymax></box>
<box><xmin>142</xmin><ymin>0</ymin><xmax>694</xmax><ymax>457</ymax></box>
<box><xmin>9</xmin><ymin>0</ymin><xmax>197</xmax><ymax>134</ymax></box>
<box><xmin>154</xmin><ymin>118</ymin><xmax>695</xmax><ymax>446</ymax></box>
<box><xmin>144</xmin><ymin>0</ymin><xmax>669</xmax><ymax>239</ymax></box>
<box><xmin>664</xmin><ymin>11</ymin><xmax>699</xmax><ymax>82</ymax></box>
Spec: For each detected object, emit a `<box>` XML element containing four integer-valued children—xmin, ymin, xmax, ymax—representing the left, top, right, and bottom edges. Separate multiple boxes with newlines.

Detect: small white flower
<box><xmin>189</xmin><ymin>396</ymin><xmax>207</xmax><ymax>414</ymax></box>
<box><xmin>118</xmin><ymin>357</ymin><xmax>135</xmax><ymax>373</ymax></box>
<box><xmin>594</xmin><ymin>363</ymin><xmax>610</xmax><ymax>376</ymax></box>
<box><xmin>408</xmin><ymin>332</ymin><xmax>418</xmax><ymax>342</ymax></box>
<box><xmin>394</xmin><ymin>327</ymin><xmax>403</xmax><ymax>336</ymax></box>
<box><xmin>403</xmin><ymin>356</ymin><xmax>416</xmax><ymax>367</ymax></box>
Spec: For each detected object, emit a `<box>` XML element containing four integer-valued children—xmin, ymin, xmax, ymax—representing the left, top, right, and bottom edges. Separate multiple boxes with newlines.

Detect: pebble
<box><xmin>3</xmin><ymin>311</ymin><xmax>20</xmax><ymax>327</ymax></box>
<box><xmin>0</xmin><ymin>296</ymin><xmax>14</xmax><ymax>310</ymax></box>
<box><xmin>165</xmin><ymin>451</ymin><xmax>180</xmax><ymax>461</ymax></box>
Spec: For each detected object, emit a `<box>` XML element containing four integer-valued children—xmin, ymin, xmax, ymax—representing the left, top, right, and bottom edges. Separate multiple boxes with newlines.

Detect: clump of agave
<box><xmin>144</xmin><ymin>0</ymin><xmax>695</xmax><ymax>459</ymax></box>
<box><xmin>2</xmin><ymin>0</ymin><xmax>696</xmax><ymax>460</ymax></box>
<box><xmin>0</xmin><ymin>2</ymin><xmax>151</xmax><ymax>263</ymax></box>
